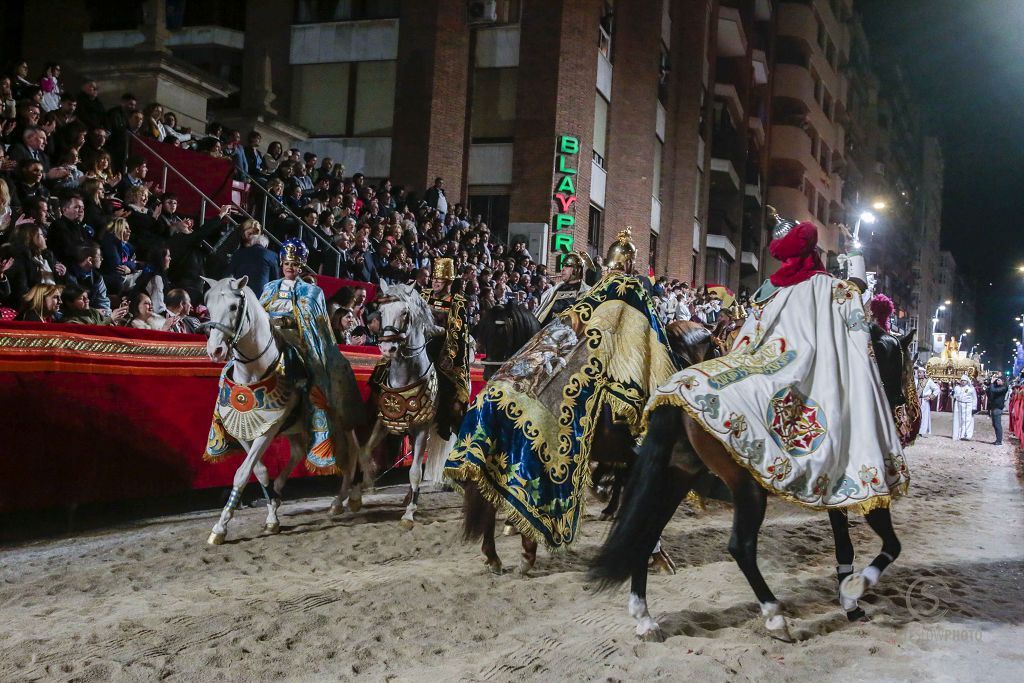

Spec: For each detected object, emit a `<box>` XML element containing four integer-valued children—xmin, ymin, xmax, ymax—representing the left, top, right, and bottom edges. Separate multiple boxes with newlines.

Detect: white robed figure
<box><xmin>916</xmin><ymin>368</ymin><xmax>938</xmax><ymax>436</ymax></box>
<box><xmin>952</xmin><ymin>374</ymin><xmax>977</xmax><ymax>440</ymax></box>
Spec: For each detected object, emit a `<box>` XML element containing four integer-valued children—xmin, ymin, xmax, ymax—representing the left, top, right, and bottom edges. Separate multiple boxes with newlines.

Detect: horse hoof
<box><xmin>329</xmin><ymin>502</ymin><xmax>345</xmax><ymax>517</ymax></box>
<box><xmin>502</xmin><ymin>523</ymin><xmax>516</xmax><ymax>537</ymax></box>
<box><xmin>598</xmin><ymin>512</ymin><xmax>614</xmax><ymax>522</ymax></box>
<box><xmin>846</xmin><ymin>606</ymin><xmax>868</xmax><ymax>622</ymax></box>
<box><xmin>399</xmin><ymin>517</ymin><xmax>415</xmax><ymax>530</ymax></box>
<box><xmin>764</xmin><ymin>615</ymin><xmax>795</xmax><ymax>643</ymax></box>
<box><xmin>485</xmin><ymin>559</ymin><xmax>503</xmax><ymax>575</ymax></box>
<box><xmin>636</xmin><ymin>625</ymin><xmax>665</xmax><ymax>643</ymax></box>
<box><xmin>517</xmin><ymin>560</ymin><xmax>535</xmax><ymax>577</ymax></box>
<box><xmin>840</xmin><ymin>572</ymin><xmax>867</xmax><ymax>601</ymax></box>
<box><xmin>649</xmin><ymin>550</ymin><xmax>677</xmax><ymax>576</ymax></box>
<box><xmin>207</xmin><ymin>532</ymin><xmax>225</xmax><ymax>546</ymax></box>
<box><xmin>348</xmin><ymin>498</ymin><xmax>362</xmax><ymax>513</ymax></box>
<box><xmin>265</xmin><ymin>523</ymin><xmax>280</xmax><ymax>534</ymax></box>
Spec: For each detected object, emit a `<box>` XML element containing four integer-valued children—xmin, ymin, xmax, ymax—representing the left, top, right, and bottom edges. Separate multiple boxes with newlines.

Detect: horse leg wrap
<box><xmin>226</xmin><ymin>486</ymin><xmax>244</xmax><ymax>510</ymax></box>
<box><xmin>411</xmin><ymin>489</ymin><xmax>421</xmax><ymax>506</ymax></box>
<box><xmin>836</xmin><ymin>564</ymin><xmax>863</xmax><ymax>617</ymax></box>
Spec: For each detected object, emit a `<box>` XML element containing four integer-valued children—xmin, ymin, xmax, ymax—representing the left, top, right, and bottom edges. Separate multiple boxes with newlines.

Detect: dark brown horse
<box><xmin>463</xmin><ymin>311</ymin><xmax>717</xmax><ymax>575</ymax></box>
<box><xmin>589</xmin><ymin>325</ymin><xmax>916</xmax><ymax>642</ymax></box>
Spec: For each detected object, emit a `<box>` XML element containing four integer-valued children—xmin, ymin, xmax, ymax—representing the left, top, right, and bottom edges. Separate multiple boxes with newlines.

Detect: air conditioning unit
<box><xmin>469</xmin><ymin>0</ymin><xmax>498</xmax><ymax>24</ymax></box>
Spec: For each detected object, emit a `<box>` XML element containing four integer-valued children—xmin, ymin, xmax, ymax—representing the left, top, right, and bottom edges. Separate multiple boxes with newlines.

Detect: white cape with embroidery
<box><xmin>647</xmin><ymin>274</ymin><xmax>909</xmax><ymax>513</ymax></box>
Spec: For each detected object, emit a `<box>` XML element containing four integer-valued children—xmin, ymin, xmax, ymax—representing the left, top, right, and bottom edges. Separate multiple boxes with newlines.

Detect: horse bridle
<box><xmin>200</xmin><ymin>289</ymin><xmax>275</xmax><ymax>364</ymax></box>
<box><xmin>376</xmin><ymin>296</ymin><xmax>428</xmax><ymax>358</ymax></box>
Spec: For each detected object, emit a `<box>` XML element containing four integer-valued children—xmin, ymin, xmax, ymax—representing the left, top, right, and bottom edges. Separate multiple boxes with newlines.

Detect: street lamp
<box><xmin>851</xmin><ymin>211</ymin><xmax>877</xmax><ymax>247</ymax></box>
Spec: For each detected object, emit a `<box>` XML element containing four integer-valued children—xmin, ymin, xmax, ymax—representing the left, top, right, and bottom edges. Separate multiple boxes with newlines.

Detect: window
<box><xmin>705</xmin><ymin>251</ymin><xmax>731</xmax><ymax>285</ymax></box>
<box><xmin>353</xmin><ymin>61</ymin><xmax>396</xmax><ymax>136</ymax></box>
<box><xmin>468</xmin><ymin>194</ymin><xmax>511</xmax><ymax>242</ymax></box>
<box><xmin>822</xmin><ymin>89</ymin><xmax>834</xmax><ymax>121</ymax></box>
<box><xmin>819</xmin><ymin>142</ymin><xmax>831</xmax><ymax>174</ymax></box>
<box><xmin>292</xmin><ymin>61</ymin><xmax>396</xmax><ymax>137</ymax></box>
<box><xmin>588</xmin><ymin>204</ymin><xmax>603</xmax><ymax>248</ymax></box>
<box><xmin>653</xmin><ymin>139</ymin><xmax>664</xmax><ymax>200</ymax></box>
<box><xmin>658</xmin><ymin>44</ymin><xmax>670</xmax><ymax>104</ymax></box>
<box><xmin>472</xmin><ymin>68</ymin><xmax>518</xmax><ymax>142</ymax></box>
<box><xmin>816</xmin><ymin>195</ymin><xmax>827</xmax><ymax>223</ymax></box>
<box><xmin>650</xmin><ymin>231</ymin><xmax>659</xmax><ymax>270</ymax></box>
<box><xmin>593</xmin><ymin>93</ymin><xmax>610</xmax><ymax>167</ymax></box>
<box><xmin>803</xmin><ymin>179</ymin><xmax>815</xmax><ymax>214</ymax></box>
<box><xmin>816</xmin><ymin>16</ymin><xmax>827</xmax><ymax>50</ymax></box>
<box><xmin>295</xmin><ymin>0</ymin><xmax>400</xmax><ymax>23</ymax></box>
<box><xmin>694</xmin><ymin>169</ymin><xmax>704</xmax><ymax>218</ymax></box>
<box><xmin>599</xmin><ymin>0</ymin><xmax>615</xmax><ymax>59</ymax></box>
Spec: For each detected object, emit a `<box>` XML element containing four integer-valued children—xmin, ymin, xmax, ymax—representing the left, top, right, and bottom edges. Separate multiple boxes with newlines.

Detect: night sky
<box><xmin>859</xmin><ymin>0</ymin><xmax>1024</xmax><ymax>372</ymax></box>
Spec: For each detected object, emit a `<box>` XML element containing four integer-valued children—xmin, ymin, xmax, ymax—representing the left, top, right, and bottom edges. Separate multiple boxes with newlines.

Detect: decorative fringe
<box><xmin>444</xmin><ymin>462</ymin><xmax>551</xmax><ymax>548</ymax></box>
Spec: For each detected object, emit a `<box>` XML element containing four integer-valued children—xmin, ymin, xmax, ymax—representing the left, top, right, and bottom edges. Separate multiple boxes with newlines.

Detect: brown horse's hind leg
<box><xmin>683</xmin><ymin>414</ymin><xmax>793</xmax><ymax>642</ymax></box>
<box><xmin>519</xmin><ymin>536</ymin><xmax>538</xmax><ymax>575</ymax></box>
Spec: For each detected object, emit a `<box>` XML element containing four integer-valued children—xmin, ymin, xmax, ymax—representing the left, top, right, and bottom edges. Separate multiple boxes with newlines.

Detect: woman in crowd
<box><xmin>161</xmin><ymin>112</ymin><xmax>192</xmax><ymax>145</ymax></box>
<box><xmin>140</xmin><ymin>103</ymin><xmax>167</xmax><ymax>141</ymax></box>
<box><xmin>127</xmin><ymin>291</ymin><xmax>175</xmax><ymax>331</ymax></box>
<box><xmin>332</xmin><ymin>306</ymin><xmax>357</xmax><ymax>345</ymax></box>
<box><xmin>18</xmin><ymin>283</ymin><xmax>62</xmax><ymax>322</ymax></box>
<box><xmin>0</xmin><ymin>178</ymin><xmax>12</xmax><ymax>242</ymax></box>
<box><xmin>80</xmin><ymin>178</ymin><xmax>115</xmax><ymax>230</ymax></box>
<box><xmin>9</xmin><ymin>223</ymin><xmax>65</xmax><ymax>303</ymax></box>
<box><xmin>60</xmin><ymin>283</ymin><xmax>129</xmax><ymax>325</ymax></box>
<box><xmin>82</xmin><ymin>150</ymin><xmax>122</xmax><ymax>192</ymax></box>
<box><xmin>99</xmin><ymin>217</ymin><xmax>138</xmax><ymax>296</ymax></box>
<box><xmin>10</xmin><ymin>60</ymin><xmax>34</xmax><ymax>101</ymax></box>
<box><xmin>38</xmin><ymin>63</ymin><xmax>62</xmax><ymax>112</ymax></box>
<box><xmin>135</xmin><ymin>245</ymin><xmax>172</xmax><ymax>315</ymax></box>
<box><xmin>262</xmin><ymin>141</ymin><xmax>284</xmax><ymax>176</ymax></box>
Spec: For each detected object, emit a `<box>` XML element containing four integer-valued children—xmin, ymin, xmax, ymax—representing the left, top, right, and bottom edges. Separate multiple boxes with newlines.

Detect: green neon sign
<box><xmin>552</xmin><ymin>134</ymin><xmax>579</xmax><ymax>265</ymax></box>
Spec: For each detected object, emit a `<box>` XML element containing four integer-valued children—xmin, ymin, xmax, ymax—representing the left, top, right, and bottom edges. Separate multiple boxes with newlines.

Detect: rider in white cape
<box><xmin>647</xmin><ymin>215</ymin><xmax>909</xmax><ymax>514</ymax></box>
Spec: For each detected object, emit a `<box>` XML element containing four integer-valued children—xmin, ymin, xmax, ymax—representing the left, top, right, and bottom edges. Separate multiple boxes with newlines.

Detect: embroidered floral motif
<box><xmin>766</xmin><ymin>456</ymin><xmax>792</xmax><ymax>482</ymax></box>
<box><xmin>846</xmin><ymin>309</ymin><xmax>871</xmax><ymax>332</ymax></box>
<box><xmin>724</xmin><ymin>412</ymin><xmax>747</xmax><ymax>438</ymax></box>
<box><xmin>832</xmin><ymin>281</ymin><xmax>856</xmax><ymax>303</ymax></box>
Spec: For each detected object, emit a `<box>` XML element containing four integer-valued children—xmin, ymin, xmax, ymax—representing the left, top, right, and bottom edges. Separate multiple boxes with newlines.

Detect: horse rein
<box><xmin>376</xmin><ymin>296</ymin><xmax>428</xmax><ymax>359</ymax></box>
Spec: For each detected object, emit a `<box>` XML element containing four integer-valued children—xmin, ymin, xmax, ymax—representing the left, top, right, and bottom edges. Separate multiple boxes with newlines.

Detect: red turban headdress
<box><xmin>768</xmin><ymin>221</ymin><xmax>826</xmax><ymax>287</ymax></box>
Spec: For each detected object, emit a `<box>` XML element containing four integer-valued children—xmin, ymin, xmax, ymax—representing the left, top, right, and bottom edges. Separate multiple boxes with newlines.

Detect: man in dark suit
<box><xmin>48</xmin><ymin>194</ymin><xmax>96</xmax><ymax>265</ymax></box>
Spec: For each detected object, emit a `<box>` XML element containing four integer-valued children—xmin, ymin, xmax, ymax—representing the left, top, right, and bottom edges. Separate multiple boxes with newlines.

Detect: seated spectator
<box><xmin>48</xmin><ymin>193</ymin><xmax>95</xmax><ymax>264</ymax></box>
<box><xmin>75</xmin><ymin>80</ymin><xmax>107</xmax><ymax>131</ymax></box>
<box><xmin>65</xmin><ymin>242</ymin><xmax>111</xmax><ymax>312</ymax></box>
<box><xmin>240</xmin><ymin>130</ymin><xmax>264</xmax><ymax>178</ymax></box>
<box><xmin>351</xmin><ymin>309</ymin><xmax>381</xmax><ymax>346</ymax></box>
<box><xmin>60</xmin><ymin>282</ymin><xmax>127</xmax><ymax>325</ymax></box>
<box><xmin>140</xmin><ymin>102</ymin><xmax>167</xmax><ymax>141</ymax></box>
<box><xmin>0</xmin><ymin>178</ymin><xmax>12</xmax><ymax>242</ymax></box>
<box><xmin>262</xmin><ymin>140</ymin><xmax>284</xmax><ymax>175</ymax></box>
<box><xmin>79</xmin><ymin>178</ymin><xmax>115</xmax><ymax>232</ymax></box>
<box><xmin>134</xmin><ymin>245</ymin><xmax>172</xmax><ymax>315</ymax></box>
<box><xmin>11</xmin><ymin>61</ymin><xmax>35</xmax><ymax>103</ymax></box>
<box><xmin>127</xmin><ymin>291</ymin><xmax>169</xmax><ymax>330</ymax></box>
<box><xmin>52</xmin><ymin>148</ymin><xmax>84</xmax><ymax>190</ymax></box>
<box><xmin>165</xmin><ymin>288</ymin><xmax>201</xmax><ymax>333</ymax></box>
<box><xmin>331</xmin><ymin>306</ymin><xmax>357</xmax><ymax>344</ymax></box>
<box><xmin>161</xmin><ymin>111</ymin><xmax>192</xmax><ymax>145</ymax></box>
<box><xmin>123</xmin><ymin>186</ymin><xmax>161</xmax><ymax>255</ymax></box>
<box><xmin>155</xmin><ymin>192</ymin><xmax>190</xmax><ymax>236</ymax></box>
<box><xmin>11</xmin><ymin>158</ymin><xmax>50</xmax><ymax>211</ymax></box>
<box><xmin>99</xmin><ymin>217</ymin><xmax>137</xmax><ymax>295</ymax></box>
<box><xmin>18</xmin><ymin>283</ymin><xmax>63</xmax><ymax>322</ymax></box>
<box><xmin>115</xmin><ymin>156</ymin><xmax>151</xmax><ymax>199</ymax></box>
<box><xmin>8</xmin><ymin>222</ymin><xmax>64</xmax><ymax>304</ymax></box>
<box><xmin>82</xmin><ymin>149</ymin><xmax>121</xmax><ymax>192</ymax></box>
<box><xmin>195</xmin><ymin>137</ymin><xmax>223</xmax><ymax>157</ymax></box>
<box><xmin>230</xmin><ymin>219</ymin><xmax>279</xmax><ymax>294</ymax></box>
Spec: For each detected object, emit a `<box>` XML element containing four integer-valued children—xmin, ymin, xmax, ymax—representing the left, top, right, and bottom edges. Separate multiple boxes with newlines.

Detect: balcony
<box><xmin>766</xmin><ymin>186</ymin><xmax>815</xmax><ymax>226</ymax></box>
<box><xmin>711</xmin><ymin>157</ymin><xmax>742</xmax><ymax>191</ymax></box>
<box><xmin>714</xmin><ymin>82</ymin><xmax>744</xmax><ymax>124</ymax></box>
<box><xmin>748</xmin><ymin>116</ymin><xmax>765</xmax><ymax>147</ymax></box>
<box><xmin>777</xmin><ymin>3</ymin><xmax>817</xmax><ymax>49</ymax></box>
<box><xmin>773</xmin><ymin>63</ymin><xmax>814</xmax><ymax>108</ymax></box>
<box><xmin>752</xmin><ymin>49</ymin><xmax>769</xmax><ymax>86</ymax></box>
<box><xmin>290</xmin><ymin>19</ymin><xmax>399</xmax><ymax>64</ymax></box>
<box><xmin>717</xmin><ymin>6</ymin><xmax>748</xmax><ymax>58</ymax></box>
<box><xmin>476</xmin><ymin>25</ymin><xmax>521</xmax><ymax>68</ymax></box>
<box><xmin>770</xmin><ymin>124</ymin><xmax>814</xmax><ymax>173</ymax></box>
<box><xmin>83</xmin><ymin>26</ymin><xmax>245</xmax><ymax>51</ymax></box>
<box><xmin>742</xmin><ymin>250</ymin><xmax>760</xmax><ymax>272</ymax></box>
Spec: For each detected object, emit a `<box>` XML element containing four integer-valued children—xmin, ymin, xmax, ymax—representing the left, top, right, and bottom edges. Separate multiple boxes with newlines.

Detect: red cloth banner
<box><xmin>0</xmin><ymin>322</ymin><xmax>483</xmax><ymax>512</ymax></box>
<box><xmin>129</xmin><ymin>138</ymin><xmax>236</xmax><ymax>217</ymax></box>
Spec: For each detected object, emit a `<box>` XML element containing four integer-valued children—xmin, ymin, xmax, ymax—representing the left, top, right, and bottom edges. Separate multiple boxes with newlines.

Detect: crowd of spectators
<box><xmin>0</xmin><ymin>63</ymin><xmax>737</xmax><ymax>344</ymax></box>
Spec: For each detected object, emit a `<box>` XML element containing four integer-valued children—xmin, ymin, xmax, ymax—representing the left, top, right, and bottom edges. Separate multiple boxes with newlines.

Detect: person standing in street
<box><xmin>952</xmin><ymin>374</ymin><xmax>978</xmax><ymax>441</ymax></box>
<box><xmin>916</xmin><ymin>368</ymin><xmax>939</xmax><ymax>436</ymax></box>
<box><xmin>986</xmin><ymin>375</ymin><xmax>1009</xmax><ymax>446</ymax></box>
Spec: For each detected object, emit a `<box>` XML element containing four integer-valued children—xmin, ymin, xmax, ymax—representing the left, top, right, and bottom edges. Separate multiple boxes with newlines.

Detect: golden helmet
<box><xmin>605</xmin><ymin>227</ymin><xmax>637</xmax><ymax>272</ymax></box>
<box><xmin>561</xmin><ymin>250</ymin><xmax>595</xmax><ymax>277</ymax></box>
<box><xmin>432</xmin><ymin>257</ymin><xmax>456</xmax><ymax>281</ymax></box>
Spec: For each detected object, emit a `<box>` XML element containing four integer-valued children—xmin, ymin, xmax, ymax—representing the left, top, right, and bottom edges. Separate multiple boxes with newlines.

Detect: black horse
<box><xmin>589</xmin><ymin>325</ymin><xmax>916</xmax><ymax>642</ymax></box>
<box><xmin>462</xmin><ymin>305</ymin><xmax>718</xmax><ymax>575</ymax></box>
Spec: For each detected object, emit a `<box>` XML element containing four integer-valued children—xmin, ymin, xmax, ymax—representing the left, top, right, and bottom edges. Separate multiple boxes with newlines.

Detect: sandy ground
<box><xmin>2</xmin><ymin>411</ymin><xmax>1023</xmax><ymax>683</ymax></box>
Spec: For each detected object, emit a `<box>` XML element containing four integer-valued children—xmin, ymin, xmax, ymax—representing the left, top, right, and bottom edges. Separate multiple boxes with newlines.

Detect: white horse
<box><xmin>361</xmin><ymin>281</ymin><xmax>446</xmax><ymax>529</ymax></box>
<box><xmin>202</xmin><ymin>276</ymin><xmax>363</xmax><ymax>544</ymax></box>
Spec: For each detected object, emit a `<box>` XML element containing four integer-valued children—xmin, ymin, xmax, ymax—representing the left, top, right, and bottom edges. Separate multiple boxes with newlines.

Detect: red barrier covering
<box><xmin>0</xmin><ymin>322</ymin><xmax>483</xmax><ymax>512</ymax></box>
<box><xmin>129</xmin><ymin>138</ymin><xmax>236</xmax><ymax>217</ymax></box>
<box><xmin>314</xmin><ymin>276</ymin><xmax>377</xmax><ymax>303</ymax></box>
<box><xmin>1009</xmin><ymin>387</ymin><xmax>1024</xmax><ymax>444</ymax></box>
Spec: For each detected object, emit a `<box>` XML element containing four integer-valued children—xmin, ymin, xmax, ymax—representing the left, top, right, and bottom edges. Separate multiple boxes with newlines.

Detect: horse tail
<box><xmin>589</xmin><ymin>405</ymin><xmax>683</xmax><ymax>589</ymax></box>
<box><xmin>461</xmin><ymin>480</ymin><xmax>494</xmax><ymax>542</ymax></box>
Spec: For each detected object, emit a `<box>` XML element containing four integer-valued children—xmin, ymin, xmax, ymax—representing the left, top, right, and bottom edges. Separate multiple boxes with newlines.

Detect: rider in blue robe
<box><xmin>206</xmin><ymin>239</ymin><xmax>364</xmax><ymax>472</ymax></box>
<box><xmin>444</xmin><ymin>229</ymin><xmax>679</xmax><ymax>548</ymax></box>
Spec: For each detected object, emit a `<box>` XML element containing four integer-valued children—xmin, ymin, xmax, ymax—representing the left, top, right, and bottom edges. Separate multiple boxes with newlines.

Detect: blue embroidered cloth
<box><xmin>444</xmin><ymin>272</ymin><xmax>678</xmax><ymax>548</ymax></box>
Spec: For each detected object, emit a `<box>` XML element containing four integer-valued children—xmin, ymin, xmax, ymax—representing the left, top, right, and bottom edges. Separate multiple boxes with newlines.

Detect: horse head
<box><xmin>201</xmin><ymin>275</ymin><xmax>253</xmax><ymax>363</ymax></box>
<box><xmin>375</xmin><ymin>281</ymin><xmax>441</xmax><ymax>361</ymax></box>
<box><xmin>665</xmin><ymin>320</ymin><xmax>717</xmax><ymax>368</ymax></box>
<box><xmin>871</xmin><ymin>324</ymin><xmax>916</xmax><ymax>411</ymax></box>
<box><xmin>477</xmin><ymin>303</ymin><xmax>541</xmax><ymax>380</ymax></box>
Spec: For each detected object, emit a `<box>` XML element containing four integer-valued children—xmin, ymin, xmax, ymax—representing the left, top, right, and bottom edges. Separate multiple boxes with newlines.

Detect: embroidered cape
<box><xmin>646</xmin><ymin>274</ymin><xmax>910</xmax><ymax>513</ymax></box>
<box><xmin>444</xmin><ymin>272</ymin><xmax>677</xmax><ymax>548</ymax></box>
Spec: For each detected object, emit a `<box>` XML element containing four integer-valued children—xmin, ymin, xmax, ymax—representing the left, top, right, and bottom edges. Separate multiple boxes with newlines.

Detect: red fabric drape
<box><xmin>0</xmin><ymin>322</ymin><xmax>484</xmax><ymax>512</ymax></box>
<box><xmin>129</xmin><ymin>138</ymin><xmax>235</xmax><ymax>217</ymax></box>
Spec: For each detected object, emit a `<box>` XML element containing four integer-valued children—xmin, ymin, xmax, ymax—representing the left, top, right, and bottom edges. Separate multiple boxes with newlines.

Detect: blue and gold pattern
<box><xmin>444</xmin><ymin>272</ymin><xmax>677</xmax><ymax>548</ymax></box>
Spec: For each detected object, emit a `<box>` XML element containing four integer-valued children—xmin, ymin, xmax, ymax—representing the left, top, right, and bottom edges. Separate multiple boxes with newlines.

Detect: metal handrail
<box><xmin>126</xmin><ymin>131</ymin><xmax>263</xmax><ymax>253</ymax></box>
<box><xmin>231</xmin><ymin>157</ymin><xmax>342</xmax><ymax>276</ymax></box>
